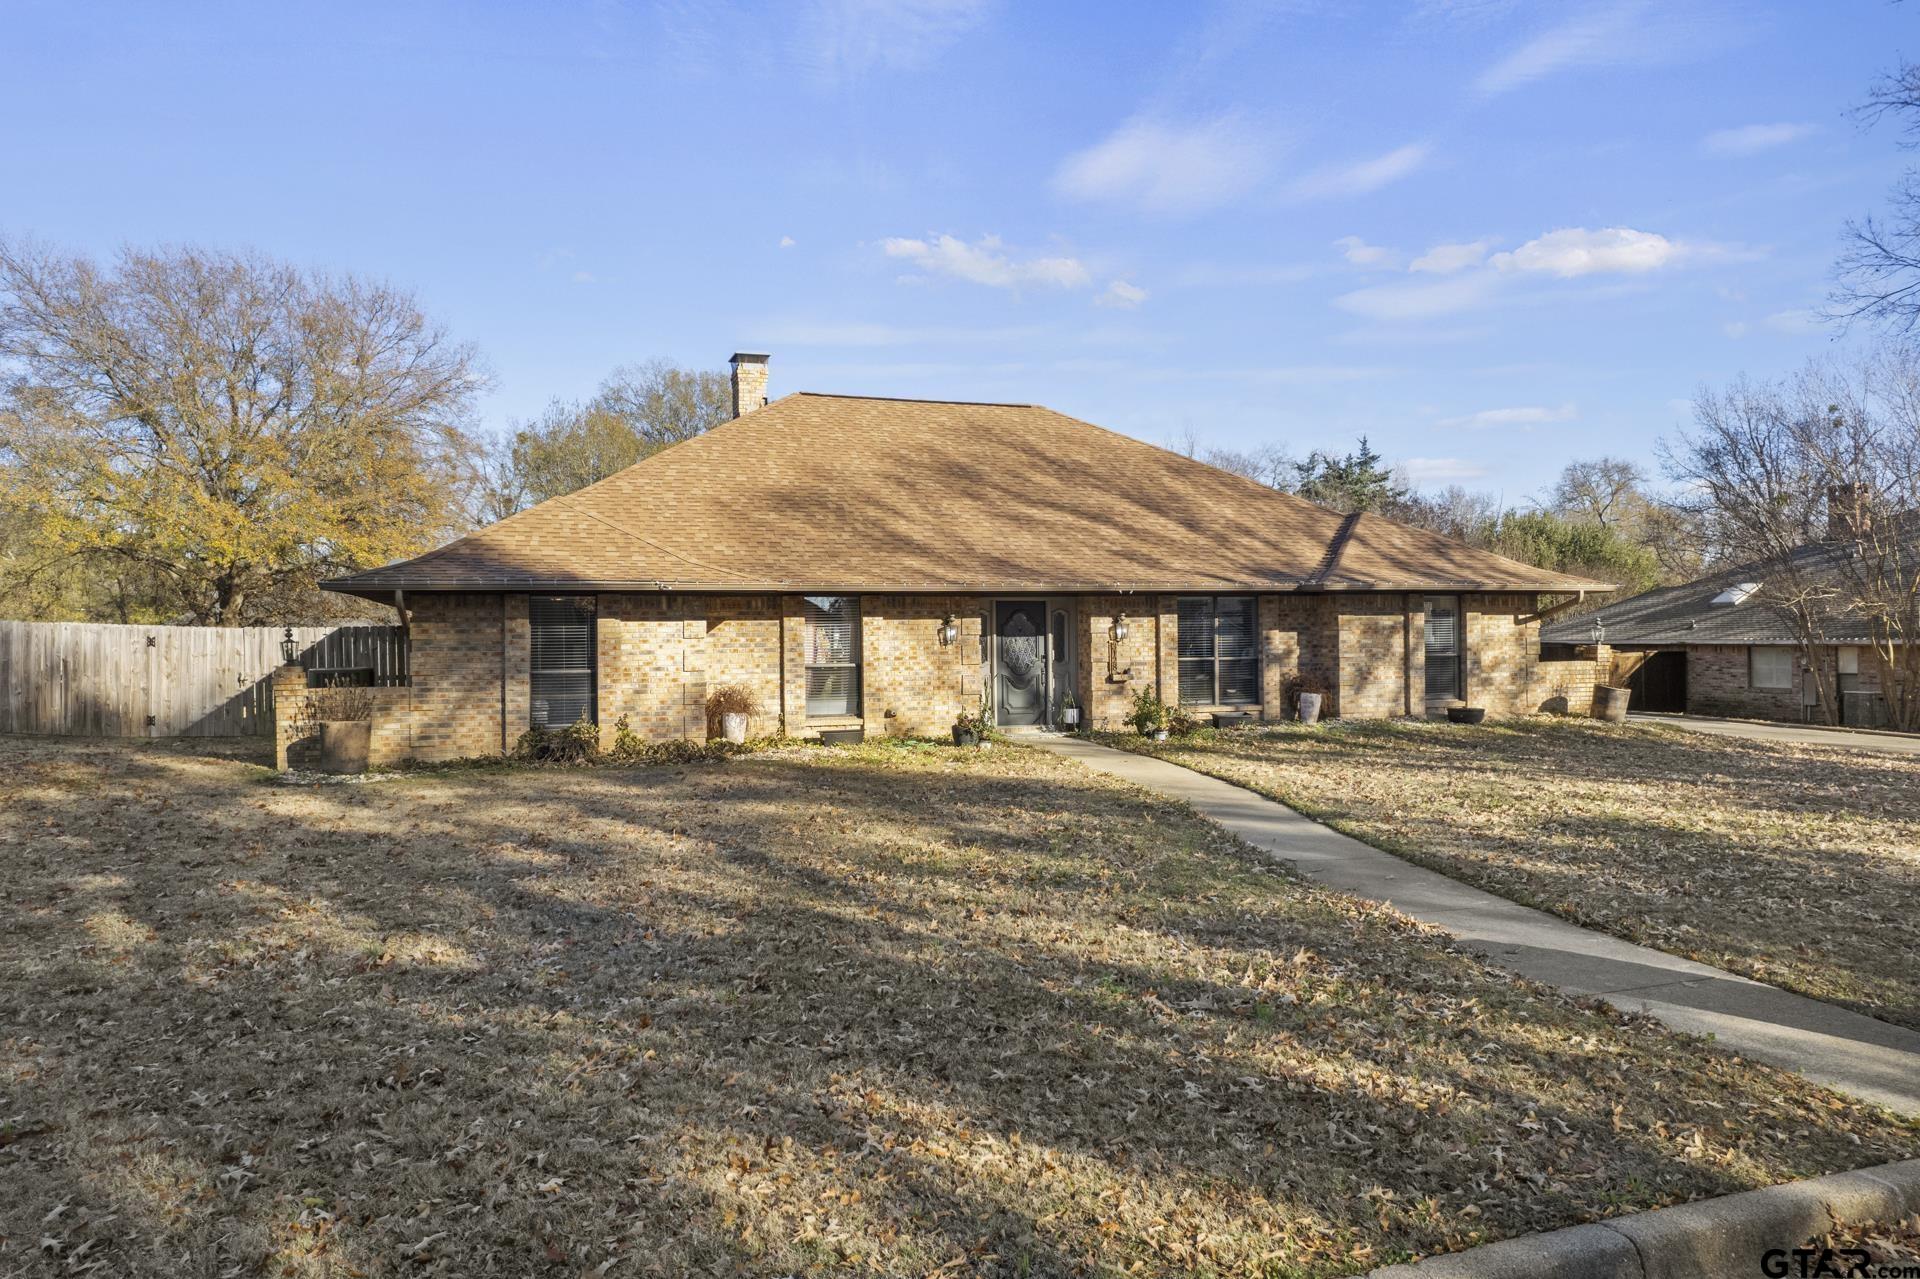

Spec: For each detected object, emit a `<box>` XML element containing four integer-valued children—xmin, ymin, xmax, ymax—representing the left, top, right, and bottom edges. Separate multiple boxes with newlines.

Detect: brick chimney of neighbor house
<box><xmin>729</xmin><ymin>352</ymin><xmax>770</xmax><ymax>418</ymax></box>
<box><xmin>1827</xmin><ymin>482</ymin><xmax>1871</xmax><ymax>540</ymax></box>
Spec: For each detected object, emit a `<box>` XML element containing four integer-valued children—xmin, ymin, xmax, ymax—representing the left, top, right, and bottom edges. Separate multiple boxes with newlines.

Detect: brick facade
<box><xmin>273</xmin><ymin>589</ymin><xmax>1566</xmax><ymax>768</ymax></box>
<box><xmin>1685</xmin><ymin>643</ymin><xmax>1884</xmax><ymax>723</ymax></box>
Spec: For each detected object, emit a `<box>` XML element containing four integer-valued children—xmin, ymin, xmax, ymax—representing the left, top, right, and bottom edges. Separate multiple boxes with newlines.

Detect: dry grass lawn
<box><xmin>1111</xmin><ymin>718</ymin><xmax>1920</xmax><ymax>1034</ymax></box>
<box><xmin>1</xmin><ymin>733</ymin><xmax>1915</xmax><ymax>1278</ymax></box>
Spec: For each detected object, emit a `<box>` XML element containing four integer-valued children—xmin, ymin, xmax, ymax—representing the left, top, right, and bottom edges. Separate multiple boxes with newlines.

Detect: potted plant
<box><xmin>304</xmin><ymin>686</ymin><xmax>375</xmax><ymax>774</ymax></box>
<box><xmin>1282</xmin><ymin>669</ymin><xmax>1326</xmax><ymax>725</ymax></box>
<box><xmin>1593</xmin><ymin>684</ymin><xmax>1631</xmax><ymax>723</ymax></box>
<box><xmin>1128</xmin><ymin>687</ymin><xmax>1170</xmax><ymax>740</ymax></box>
<box><xmin>952</xmin><ymin>696</ymin><xmax>991</xmax><ymax>747</ymax></box>
<box><xmin>705</xmin><ymin>684</ymin><xmax>759</xmax><ymax>744</ymax></box>
<box><xmin>1058</xmin><ymin>691</ymin><xmax>1080</xmax><ymax>728</ymax></box>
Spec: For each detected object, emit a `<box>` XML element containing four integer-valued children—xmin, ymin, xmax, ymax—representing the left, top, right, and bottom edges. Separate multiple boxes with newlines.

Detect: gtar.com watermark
<box><xmin>1761</xmin><ymin>1246</ymin><xmax>1920</xmax><ymax>1278</ymax></box>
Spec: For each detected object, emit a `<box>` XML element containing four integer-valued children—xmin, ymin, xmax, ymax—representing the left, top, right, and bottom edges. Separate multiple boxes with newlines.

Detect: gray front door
<box><xmin>995</xmin><ymin>601</ymin><xmax>1048</xmax><ymax>726</ymax></box>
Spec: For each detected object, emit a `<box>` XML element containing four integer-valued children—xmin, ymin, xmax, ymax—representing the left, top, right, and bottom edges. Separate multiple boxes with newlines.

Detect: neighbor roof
<box><xmin>327</xmin><ymin>393</ymin><xmax>1612</xmax><ymax>597</ymax></box>
<box><xmin>1541</xmin><ymin>540</ymin><xmax>1894</xmax><ymax>647</ymax></box>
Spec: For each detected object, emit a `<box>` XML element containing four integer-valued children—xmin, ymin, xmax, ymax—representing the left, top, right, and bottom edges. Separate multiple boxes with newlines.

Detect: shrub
<box><xmin>608</xmin><ymin>714</ymin><xmax>645</xmax><ymax>760</ymax></box>
<box><xmin>1127</xmin><ymin>686</ymin><xmax>1169</xmax><ymax>735</ymax></box>
<box><xmin>513</xmin><ymin>716</ymin><xmax>601</xmax><ymax>765</ymax></box>
<box><xmin>1167</xmin><ymin>706</ymin><xmax>1205</xmax><ymax>736</ymax></box>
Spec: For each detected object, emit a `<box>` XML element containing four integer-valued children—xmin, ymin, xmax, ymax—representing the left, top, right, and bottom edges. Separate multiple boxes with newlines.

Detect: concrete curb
<box><xmin>1367</xmin><ymin>1158</ymin><xmax>1920</xmax><ymax>1278</ymax></box>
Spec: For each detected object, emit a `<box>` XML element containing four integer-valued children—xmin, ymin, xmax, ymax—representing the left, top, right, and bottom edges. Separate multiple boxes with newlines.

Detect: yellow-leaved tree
<box><xmin>0</xmin><ymin>239</ymin><xmax>485</xmax><ymax>623</ymax></box>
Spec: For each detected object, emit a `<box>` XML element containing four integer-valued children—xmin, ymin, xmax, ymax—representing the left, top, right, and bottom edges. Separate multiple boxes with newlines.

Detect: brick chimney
<box><xmin>729</xmin><ymin>352</ymin><xmax>770</xmax><ymax>418</ymax></box>
<box><xmin>1826</xmin><ymin>482</ymin><xmax>1870</xmax><ymax>540</ymax></box>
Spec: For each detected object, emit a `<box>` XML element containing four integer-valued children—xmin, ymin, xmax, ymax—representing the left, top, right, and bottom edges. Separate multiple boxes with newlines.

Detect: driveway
<box><xmin>1030</xmin><ymin>734</ymin><xmax>1920</xmax><ymax>1116</ymax></box>
<box><xmin>1631</xmin><ymin>711</ymin><xmax>1920</xmax><ymax>758</ymax></box>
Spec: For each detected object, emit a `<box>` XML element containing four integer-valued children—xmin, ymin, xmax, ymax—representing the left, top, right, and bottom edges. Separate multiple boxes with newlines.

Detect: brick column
<box><xmin>270</xmin><ymin>663</ymin><xmax>307</xmax><ymax>771</ymax></box>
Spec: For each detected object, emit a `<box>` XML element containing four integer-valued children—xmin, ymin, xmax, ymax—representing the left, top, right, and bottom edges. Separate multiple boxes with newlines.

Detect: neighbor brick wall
<box><xmin>1532</xmin><ymin>644</ymin><xmax>1605</xmax><ymax>716</ymax></box>
<box><xmin>1688</xmin><ymin>644</ymin><xmax>1805</xmax><ymax>720</ymax></box>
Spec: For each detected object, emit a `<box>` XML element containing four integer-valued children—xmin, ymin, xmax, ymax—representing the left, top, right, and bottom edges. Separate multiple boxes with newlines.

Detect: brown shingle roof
<box><xmin>326</xmin><ymin>393</ymin><xmax>1612</xmax><ymax>596</ymax></box>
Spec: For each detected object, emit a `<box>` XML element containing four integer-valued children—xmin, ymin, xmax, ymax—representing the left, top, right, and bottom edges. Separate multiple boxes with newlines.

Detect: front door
<box><xmin>995</xmin><ymin>601</ymin><xmax>1048</xmax><ymax>726</ymax></box>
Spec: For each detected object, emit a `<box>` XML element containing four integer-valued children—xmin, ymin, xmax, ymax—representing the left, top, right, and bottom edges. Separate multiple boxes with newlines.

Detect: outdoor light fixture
<box><xmin>280</xmin><ymin>626</ymin><xmax>298</xmax><ymax>664</ymax></box>
<box><xmin>1109</xmin><ymin>612</ymin><xmax>1130</xmax><ymax>645</ymax></box>
<box><xmin>1589</xmin><ymin>618</ymin><xmax>1606</xmax><ymax>647</ymax></box>
<box><xmin>937</xmin><ymin>614</ymin><xmax>958</xmax><ymax>647</ymax></box>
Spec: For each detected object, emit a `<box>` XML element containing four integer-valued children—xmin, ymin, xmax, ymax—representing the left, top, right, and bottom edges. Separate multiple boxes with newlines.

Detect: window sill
<box><xmin>805</xmin><ymin>714</ymin><xmax>865</xmax><ymax>727</ymax></box>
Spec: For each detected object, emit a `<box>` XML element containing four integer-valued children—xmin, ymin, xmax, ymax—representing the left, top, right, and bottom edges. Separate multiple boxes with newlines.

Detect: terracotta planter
<box><xmin>720</xmin><ymin>711</ymin><xmax>748</xmax><ymax>744</ymax></box>
<box><xmin>1297</xmin><ymin>692</ymin><xmax>1323</xmax><ymax>725</ymax></box>
<box><xmin>320</xmin><ymin>720</ymin><xmax>371</xmax><ymax>774</ymax></box>
<box><xmin>1593</xmin><ymin>684</ymin><xmax>1631</xmax><ymax>723</ymax></box>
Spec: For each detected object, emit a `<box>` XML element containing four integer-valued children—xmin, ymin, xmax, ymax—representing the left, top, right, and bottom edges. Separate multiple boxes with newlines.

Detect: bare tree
<box><xmin>1551</xmin><ymin>457</ymin><xmax>1648</xmax><ymax>530</ymax></box>
<box><xmin>0</xmin><ymin>239</ymin><xmax>484</xmax><ymax>624</ymax></box>
<box><xmin>1830</xmin><ymin>60</ymin><xmax>1920</xmax><ymax>332</ymax></box>
<box><xmin>1665</xmin><ymin>355</ymin><xmax>1920</xmax><ymax>729</ymax></box>
<box><xmin>1202</xmin><ymin>443</ymin><xmax>1297</xmax><ymax>490</ymax></box>
<box><xmin>480</xmin><ymin>360</ymin><xmax>730</xmax><ymax>517</ymax></box>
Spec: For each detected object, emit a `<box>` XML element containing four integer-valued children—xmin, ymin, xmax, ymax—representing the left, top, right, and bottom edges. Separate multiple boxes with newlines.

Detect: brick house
<box><xmin>296</xmin><ymin>354</ymin><xmax>1609</xmax><ymax>767</ymax></box>
<box><xmin>1541</xmin><ymin>539</ymin><xmax>1905</xmax><ymax>727</ymax></box>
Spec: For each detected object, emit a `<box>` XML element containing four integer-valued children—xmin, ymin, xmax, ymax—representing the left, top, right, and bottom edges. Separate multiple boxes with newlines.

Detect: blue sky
<box><xmin>2</xmin><ymin>0</ymin><xmax>1910</xmax><ymax>500</ymax></box>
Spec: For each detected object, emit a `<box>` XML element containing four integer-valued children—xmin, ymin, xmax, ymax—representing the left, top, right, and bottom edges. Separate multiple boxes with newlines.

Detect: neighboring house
<box><xmin>1542</xmin><ymin>538</ymin><xmax>1906</xmax><ymax>727</ymax></box>
<box><xmin>308</xmin><ymin>354</ymin><xmax>1610</xmax><ymax>765</ymax></box>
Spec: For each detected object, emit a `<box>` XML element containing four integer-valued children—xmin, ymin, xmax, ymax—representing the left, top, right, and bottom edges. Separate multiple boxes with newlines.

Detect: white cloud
<box><xmin>1334</xmin><ymin>273</ymin><xmax>1502</xmax><ymax>321</ymax></box>
<box><xmin>1334</xmin><ymin>236</ymin><xmax>1397</xmax><ymax>268</ymax></box>
<box><xmin>779</xmin><ymin>235</ymin><xmax>796</xmax><ymax>248</ymax></box>
<box><xmin>1474</xmin><ymin>1</ymin><xmax>1718</xmax><ymax>95</ymax></box>
<box><xmin>1489</xmin><ymin>227</ymin><xmax>1681</xmax><ymax>277</ymax></box>
<box><xmin>571</xmin><ymin>270</ymin><xmax>595</xmax><ymax>284</ymax></box>
<box><xmin>1401</xmin><ymin>456</ymin><xmax>1491</xmax><ymax>484</ymax></box>
<box><xmin>1290</xmin><ymin>143</ymin><xmax>1430</xmax><ymax>201</ymax></box>
<box><xmin>800</xmin><ymin>0</ymin><xmax>990</xmax><ymax>79</ymax></box>
<box><xmin>1053</xmin><ymin>115</ymin><xmax>1267</xmax><ymax>215</ymax></box>
<box><xmin>1723</xmin><ymin>320</ymin><xmax>1749</xmax><ymax>339</ymax></box>
<box><xmin>1702</xmin><ymin>122</ymin><xmax>1815</xmax><ymax>155</ymax></box>
<box><xmin>881</xmin><ymin>233</ymin><xmax>1090</xmax><ymax>290</ymax></box>
<box><xmin>1765</xmin><ymin>307</ymin><xmax>1819</xmax><ymax>333</ymax></box>
<box><xmin>1095</xmin><ymin>279</ymin><xmax>1148</xmax><ymax>309</ymax></box>
<box><xmin>1437</xmin><ymin>403</ymin><xmax>1577</xmax><ymax>429</ymax></box>
<box><xmin>1410</xmin><ymin>238</ymin><xmax>1496</xmax><ymax>274</ymax></box>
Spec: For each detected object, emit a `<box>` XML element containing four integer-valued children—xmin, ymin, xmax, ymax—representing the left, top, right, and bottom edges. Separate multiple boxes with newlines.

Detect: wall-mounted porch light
<box><xmin>280</xmin><ymin>626</ymin><xmax>298</xmax><ymax>664</ymax></box>
<box><xmin>1109</xmin><ymin>611</ymin><xmax>1130</xmax><ymax>645</ymax></box>
<box><xmin>1588</xmin><ymin>618</ymin><xmax>1606</xmax><ymax>647</ymax></box>
<box><xmin>937</xmin><ymin>614</ymin><xmax>958</xmax><ymax>647</ymax></box>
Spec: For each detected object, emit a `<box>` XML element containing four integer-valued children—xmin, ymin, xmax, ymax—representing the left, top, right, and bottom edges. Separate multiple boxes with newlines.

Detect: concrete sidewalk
<box><xmin>1027</xmin><ymin>734</ymin><xmax>1920</xmax><ymax>1115</ymax></box>
<box><xmin>1630</xmin><ymin>711</ymin><xmax>1920</xmax><ymax>758</ymax></box>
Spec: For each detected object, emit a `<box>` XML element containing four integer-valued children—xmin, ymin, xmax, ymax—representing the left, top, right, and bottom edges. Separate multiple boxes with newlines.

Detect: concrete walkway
<box><xmin>1631</xmin><ymin>711</ymin><xmax>1920</xmax><ymax>758</ymax></box>
<box><xmin>1026</xmin><ymin>734</ymin><xmax>1920</xmax><ymax>1115</ymax></box>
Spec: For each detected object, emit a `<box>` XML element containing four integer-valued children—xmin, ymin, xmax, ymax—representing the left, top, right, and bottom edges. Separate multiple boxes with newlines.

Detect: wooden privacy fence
<box><xmin>0</xmin><ymin>621</ymin><xmax>407</xmax><ymax>738</ymax></box>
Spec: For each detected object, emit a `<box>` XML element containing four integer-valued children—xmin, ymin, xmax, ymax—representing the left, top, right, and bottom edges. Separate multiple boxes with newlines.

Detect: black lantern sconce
<box><xmin>280</xmin><ymin>626</ymin><xmax>298</xmax><ymax>665</ymax></box>
<box><xmin>937</xmin><ymin>614</ymin><xmax>958</xmax><ymax>647</ymax></box>
<box><xmin>1588</xmin><ymin>617</ymin><xmax>1606</xmax><ymax>648</ymax></box>
<box><xmin>1109</xmin><ymin>611</ymin><xmax>1130</xmax><ymax>645</ymax></box>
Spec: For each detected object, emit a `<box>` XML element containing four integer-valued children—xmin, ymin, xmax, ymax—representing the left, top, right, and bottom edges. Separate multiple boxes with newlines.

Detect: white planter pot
<box><xmin>1297</xmin><ymin>692</ymin><xmax>1323</xmax><ymax>725</ymax></box>
<box><xmin>1060</xmin><ymin>707</ymin><xmax>1080</xmax><ymax>726</ymax></box>
<box><xmin>721</xmin><ymin>711</ymin><xmax>748</xmax><ymax>744</ymax></box>
<box><xmin>1150</xmin><ymin>729</ymin><xmax>1170</xmax><ymax>741</ymax></box>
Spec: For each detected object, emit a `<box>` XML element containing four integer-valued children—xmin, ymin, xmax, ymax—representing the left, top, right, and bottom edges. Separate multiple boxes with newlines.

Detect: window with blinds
<box><xmin>804</xmin><ymin>595</ymin><xmax>861</xmax><ymax>717</ymax></box>
<box><xmin>529</xmin><ymin>595</ymin><xmax>596</xmax><ymax>728</ymax></box>
<box><xmin>1423</xmin><ymin>595</ymin><xmax>1461</xmax><ymax>702</ymax></box>
<box><xmin>1176</xmin><ymin>596</ymin><xmax>1259</xmax><ymax>705</ymax></box>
